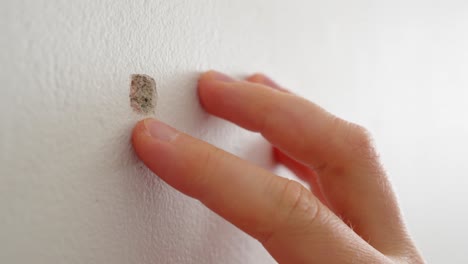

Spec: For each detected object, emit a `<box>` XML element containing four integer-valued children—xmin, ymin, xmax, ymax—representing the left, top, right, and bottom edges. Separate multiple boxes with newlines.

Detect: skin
<box><xmin>131</xmin><ymin>70</ymin><xmax>425</xmax><ymax>264</ymax></box>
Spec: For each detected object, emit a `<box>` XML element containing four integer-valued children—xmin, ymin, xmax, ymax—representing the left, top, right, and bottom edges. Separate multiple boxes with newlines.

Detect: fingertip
<box><xmin>198</xmin><ymin>70</ymin><xmax>216</xmax><ymax>85</ymax></box>
<box><xmin>197</xmin><ymin>70</ymin><xmax>235</xmax><ymax>112</ymax></box>
<box><xmin>131</xmin><ymin>118</ymin><xmax>153</xmax><ymax>158</ymax></box>
<box><xmin>197</xmin><ymin>71</ymin><xmax>214</xmax><ymax>109</ymax></box>
<box><xmin>131</xmin><ymin>118</ymin><xmax>180</xmax><ymax>180</ymax></box>
<box><xmin>133</xmin><ymin>118</ymin><xmax>151</xmax><ymax>132</ymax></box>
<box><xmin>132</xmin><ymin>118</ymin><xmax>155</xmax><ymax>140</ymax></box>
<box><xmin>198</xmin><ymin>70</ymin><xmax>220</xmax><ymax>99</ymax></box>
<box><xmin>131</xmin><ymin>118</ymin><xmax>147</xmax><ymax>142</ymax></box>
<box><xmin>246</xmin><ymin>73</ymin><xmax>268</xmax><ymax>83</ymax></box>
<box><xmin>199</xmin><ymin>70</ymin><xmax>235</xmax><ymax>84</ymax></box>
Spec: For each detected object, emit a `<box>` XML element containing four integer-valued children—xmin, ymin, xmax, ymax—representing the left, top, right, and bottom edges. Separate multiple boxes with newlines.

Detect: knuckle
<box><xmin>263</xmin><ymin>180</ymin><xmax>323</xmax><ymax>245</ymax></box>
<box><xmin>284</xmin><ymin>181</ymin><xmax>319</xmax><ymax>222</ymax></box>
<box><xmin>325</xmin><ymin>119</ymin><xmax>382</xmax><ymax>177</ymax></box>
<box><xmin>353</xmin><ymin>124</ymin><xmax>373</xmax><ymax>144</ymax></box>
<box><xmin>343</xmin><ymin>121</ymin><xmax>377</xmax><ymax>159</ymax></box>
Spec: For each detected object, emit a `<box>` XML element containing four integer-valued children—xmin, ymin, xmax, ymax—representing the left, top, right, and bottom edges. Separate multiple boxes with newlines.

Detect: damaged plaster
<box><xmin>130</xmin><ymin>74</ymin><xmax>157</xmax><ymax>114</ymax></box>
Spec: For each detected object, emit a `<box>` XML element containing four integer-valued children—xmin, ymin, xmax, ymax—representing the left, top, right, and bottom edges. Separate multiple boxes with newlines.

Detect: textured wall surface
<box><xmin>1</xmin><ymin>0</ymin><xmax>468</xmax><ymax>263</ymax></box>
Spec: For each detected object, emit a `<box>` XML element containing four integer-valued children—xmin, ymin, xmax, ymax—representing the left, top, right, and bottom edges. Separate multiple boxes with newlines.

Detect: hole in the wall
<box><xmin>129</xmin><ymin>74</ymin><xmax>157</xmax><ymax>114</ymax></box>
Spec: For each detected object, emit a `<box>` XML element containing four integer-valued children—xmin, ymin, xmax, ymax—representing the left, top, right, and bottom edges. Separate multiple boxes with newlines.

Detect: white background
<box><xmin>1</xmin><ymin>0</ymin><xmax>467</xmax><ymax>263</ymax></box>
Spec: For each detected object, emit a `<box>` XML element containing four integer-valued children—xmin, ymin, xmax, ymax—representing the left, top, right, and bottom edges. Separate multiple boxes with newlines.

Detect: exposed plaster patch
<box><xmin>130</xmin><ymin>74</ymin><xmax>157</xmax><ymax>114</ymax></box>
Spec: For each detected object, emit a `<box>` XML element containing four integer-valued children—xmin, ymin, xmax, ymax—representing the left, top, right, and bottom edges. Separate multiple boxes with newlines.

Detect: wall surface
<box><xmin>1</xmin><ymin>0</ymin><xmax>468</xmax><ymax>263</ymax></box>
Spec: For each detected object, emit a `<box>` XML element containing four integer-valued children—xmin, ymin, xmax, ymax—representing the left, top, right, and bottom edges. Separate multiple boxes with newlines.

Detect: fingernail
<box><xmin>144</xmin><ymin>119</ymin><xmax>178</xmax><ymax>142</ymax></box>
<box><xmin>250</xmin><ymin>74</ymin><xmax>290</xmax><ymax>93</ymax></box>
<box><xmin>208</xmin><ymin>70</ymin><xmax>235</xmax><ymax>82</ymax></box>
<box><xmin>256</xmin><ymin>74</ymin><xmax>279</xmax><ymax>88</ymax></box>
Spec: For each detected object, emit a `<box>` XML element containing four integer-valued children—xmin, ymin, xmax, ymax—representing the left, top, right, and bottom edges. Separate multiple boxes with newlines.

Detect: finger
<box><xmin>132</xmin><ymin>118</ymin><xmax>386</xmax><ymax>264</ymax></box>
<box><xmin>199</xmin><ymin>71</ymin><xmax>341</xmax><ymax>169</ymax></box>
<box><xmin>199</xmin><ymin>71</ymin><xmax>410</xmax><ymax>253</ymax></box>
<box><xmin>245</xmin><ymin>75</ymin><xmax>331</xmax><ymax>211</ymax></box>
<box><xmin>245</xmin><ymin>75</ymin><xmax>328</xmax><ymax>200</ymax></box>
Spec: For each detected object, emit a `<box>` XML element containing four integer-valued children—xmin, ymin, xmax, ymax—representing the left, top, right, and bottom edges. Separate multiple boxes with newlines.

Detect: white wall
<box><xmin>1</xmin><ymin>0</ymin><xmax>467</xmax><ymax>263</ymax></box>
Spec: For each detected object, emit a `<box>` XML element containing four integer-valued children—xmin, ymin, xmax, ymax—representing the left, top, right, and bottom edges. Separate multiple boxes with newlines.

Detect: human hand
<box><xmin>131</xmin><ymin>71</ymin><xmax>424</xmax><ymax>263</ymax></box>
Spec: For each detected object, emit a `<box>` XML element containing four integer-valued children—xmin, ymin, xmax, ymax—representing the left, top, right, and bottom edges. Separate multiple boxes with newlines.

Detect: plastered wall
<box><xmin>1</xmin><ymin>1</ymin><xmax>468</xmax><ymax>263</ymax></box>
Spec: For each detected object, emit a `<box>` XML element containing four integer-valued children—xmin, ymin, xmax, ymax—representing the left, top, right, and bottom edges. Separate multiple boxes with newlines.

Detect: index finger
<box><xmin>131</xmin><ymin>118</ymin><xmax>384</xmax><ymax>264</ymax></box>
